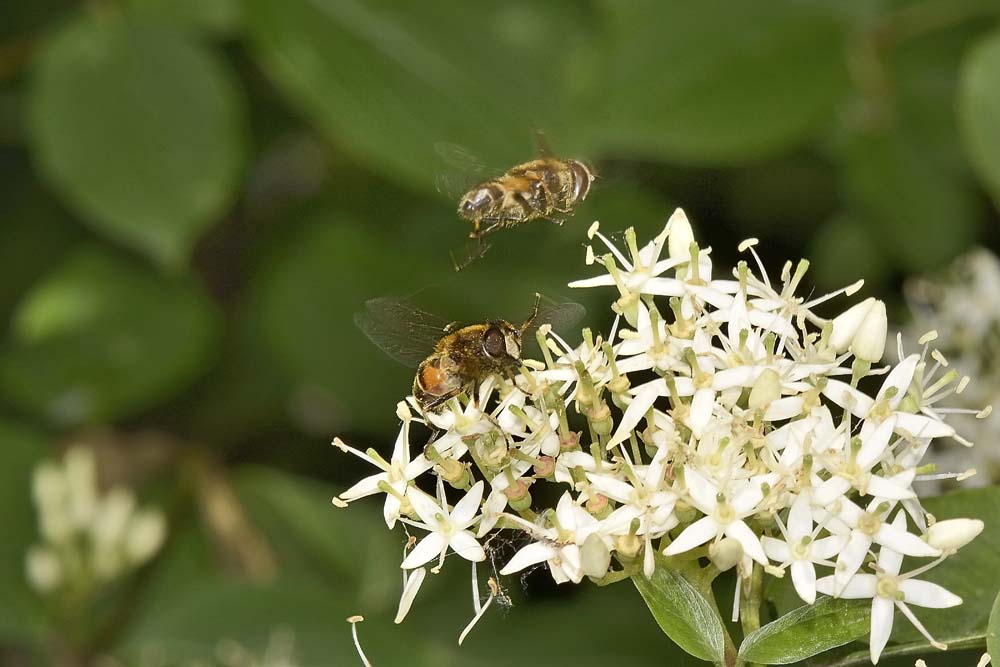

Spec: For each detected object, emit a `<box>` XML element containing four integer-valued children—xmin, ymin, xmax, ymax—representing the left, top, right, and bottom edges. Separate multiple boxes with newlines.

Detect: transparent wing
<box><xmin>450</xmin><ymin>238</ymin><xmax>493</xmax><ymax>272</ymax></box>
<box><xmin>523</xmin><ymin>296</ymin><xmax>586</xmax><ymax>343</ymax></box>
<box><xmin>354</xmin><ymin>297</ymin><xmax>452</xmax><ymax>367</ymax></box>
<box><xmin>434</xmin><ymin>141</ymin><xmax>498</xmax><ymax>199</ymax></box>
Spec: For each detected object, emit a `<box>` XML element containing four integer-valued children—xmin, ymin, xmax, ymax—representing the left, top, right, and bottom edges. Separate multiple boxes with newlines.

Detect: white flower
<box><xmin>817</xmin><ymin>512</ymin><xmax>961</xmax><ymax>664</ymax></box>
<box><xmin>821</xmin><ymin>503</ymin><xmax>940</xmax><ymax>598</ymax></box>
<box><xmin>663</xmin><ymin>467</ymin><xmax>769</xmax><ymax>565</ymax></box>
<box><xmin>761</xmin><ymin>492</ymin><xmax>846</xmax><ymax>604</ymax></box>
<box><xmin>333</xmin><ymin>416</ymin><xmax>433</xmax><ymax>528</ymax></box>
<box><xmin>500</xmin><ymin>492</ymin><xmax>623</xmax><ymax>584</ymax></box>
<box><xmin>401</xmin><ymin>482</ymin><xmax>486</xmax><ymax>571</ymax></box>
<box><xmin>831</xmin><ymin>298</ymin><xmax>888</xmax><ymax>362</ymax></box>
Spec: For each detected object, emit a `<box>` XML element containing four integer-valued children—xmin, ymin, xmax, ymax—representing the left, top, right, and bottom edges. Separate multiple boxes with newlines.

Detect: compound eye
<box><xmin>483</xmin><ymin>327</ymin><xmax>506</xmax><ymax>358</ymax></box>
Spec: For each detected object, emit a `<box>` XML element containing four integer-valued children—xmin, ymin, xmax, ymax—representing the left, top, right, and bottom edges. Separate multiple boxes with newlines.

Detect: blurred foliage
<box><xmin>0</xmin><ymin>0</ymin><xmax>998</xmax><ymax>665</ymax></box>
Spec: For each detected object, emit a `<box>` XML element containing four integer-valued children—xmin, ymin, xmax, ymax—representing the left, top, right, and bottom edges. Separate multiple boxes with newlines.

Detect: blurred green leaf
<box><xmin>29</xmin><ymin>14</ymin><xmax>246</xmax><ymax>269</ymax></box>
<box><xmin>989</xmin><ymin>589</ymin><xmax>1000</xmax><ymax>667</ymax></box>
<box><xmin>123</xmin><ymin>0</ymin><xmax>242</xmax><ymax>36</ymax></box>
<box><xmin>0</xmin><ymin>421</ymin><xmax>46</xmax><ymax>643</ymax></box>
<box><xmin>592</xmin><ymin>0</ymin><xmax>849</xmax><ymax>164</ymax></box>
<box><xmin>633</xmin><ymin>561</ymin><xmax>728</xmax><ymax>663</ymax></box>
<box><xmin>244</xmin><ymin>0</ymin><xmax>590</xmax><ymax>194</ymax></box>
<box><xmin>808</xmin><ymin>214</ymin><xmax>891</xmax><ymax>291</ymax></box>
<box><xmin>959</xmin><ymin>29</ymin><xmax>1000</xmax><ymax>208</ymax></box>
<box><xmin>0</xmin><ymin>246</ymin><xmax>220</xmax><ymax>425</ymax></box>
<box><xmin>233</xmin><ymin>465</ymin><xmax>402</xmax><ymax>613</ymax></box>
<box><xmin>843</xmin><ymin>25</ymin><xmax>983</xmax><ymax>274</ymax></box>
<box><xmin>738</xmin><ymin>596</ymin><xmax>870</xmax><ymax>665</ymax></box>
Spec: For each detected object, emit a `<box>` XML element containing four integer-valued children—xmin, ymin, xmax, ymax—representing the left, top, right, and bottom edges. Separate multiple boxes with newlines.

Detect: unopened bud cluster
<box><xmin>334</xmin><ymin>209</ymin><xmax>988</xmax><ymax>664</ymax></box>
<box><xmin>26</xmin><ymin>446</ymin><xmax>167</xmax><ymax>595</ymax></box>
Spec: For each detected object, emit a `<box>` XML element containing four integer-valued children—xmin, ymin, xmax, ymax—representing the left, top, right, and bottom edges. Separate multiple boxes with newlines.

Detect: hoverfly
<box><xmin>436</xmin><ymin>140</ymin><xmax>595</xmax><ymax>271</ymax></box>
<box><xmin>355</xmin><ymin>294</ymin><xmax>585</xmax><ymax>412</ymax></box>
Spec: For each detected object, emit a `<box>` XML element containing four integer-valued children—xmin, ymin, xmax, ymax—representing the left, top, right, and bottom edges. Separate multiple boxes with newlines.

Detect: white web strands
<box><xmin>333</xmin><ymin>209</ymin><xmax>988</xmax><ymax>665</ymax></box>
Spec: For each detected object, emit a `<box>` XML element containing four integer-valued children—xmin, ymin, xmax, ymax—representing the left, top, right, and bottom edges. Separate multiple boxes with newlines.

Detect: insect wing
<box><xmin>354</xmin><ymin>297</ymin><xmax>451</xmax><ymax>368</ymax></box>
<box><xmin>450</xmin><ymin>237</ymin><xmax>493</xmax><ymax>272</ymax></box>
<box><xmin>523</xmin><ymin>296</ymin><xmax>586</xmax><ymax>344</ymax></box>
<box><xmin>434</xmin><ymin>141</ymin><xmax>498</xmax><ymax>199</ymax></box>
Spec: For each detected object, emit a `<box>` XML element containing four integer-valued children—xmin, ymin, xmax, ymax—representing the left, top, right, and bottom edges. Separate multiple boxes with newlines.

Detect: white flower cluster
<box><xmin>334</xmin><ymin>209</ymin><xmax>988</xmax><ymax>664</ymax></box>
<box><xmin>905</xmin><ymin>247</ymin><xmax>1000</xmax><ymax>486</ymax></box>
<box><xmin>27</xmin><ymin>446</ymin><xmax>167</xmax><ymax>595</ymax></box>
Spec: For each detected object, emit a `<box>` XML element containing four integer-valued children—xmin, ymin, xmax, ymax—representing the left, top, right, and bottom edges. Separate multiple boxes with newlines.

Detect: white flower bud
<box><xmin>851</xmin><ymin>299</ymin><xmax>886</xmax><ymax>363</ymax></box>
<box><xmin>125</xmin><ymin>510</ymin><xmax>167</xmax><ymax>565</ymax></box>
<box><xmin>829</xmin><ymin>297</ymin><xmax>887</xmax><ymax>362</ymax></box>
<box><xmin>32</xmin><ymin>462</ymin><xmax>66</xmax><ymax>511</ymax></box>
<box><xmin>709</xmin><ymin>537</ymin><xmax>743</xmax><ymax>572</ymax></box>
<box><xmin>830</xmin><ymin>298</ymin><xmax>876</xmax><ymax>353</ymax></box>
<box><xmin>667</xmin><ymin>208</ymin><xmax>694</xmax><ymax>261</ymax></box>
<box><xmin>91</xmin><ymin>488</ymin><xmax>136</xmax><ymax>548</ymax></box>
<box><xmin>65</xmin><ymin>446</ymin><xmax>98</xmax><ymax>529</ymax></box>
<box><xmin>927</xmin><ymin>518</ymin><xmax>983</xmax><ymax>551</ymax></box>
<box><xmin>581</xmin><ymin>533</ymin><xmax>611</xmax><ymax>579</ymax></box>
<box><xmin>749</xmin><ymin>369</ymin><xmax>781</xmax><ymax>409</ymax></box>
<box><xmin>25</xmin><ymin>545</ymin><xmax>62</xmax><ymax>593</ymax></box>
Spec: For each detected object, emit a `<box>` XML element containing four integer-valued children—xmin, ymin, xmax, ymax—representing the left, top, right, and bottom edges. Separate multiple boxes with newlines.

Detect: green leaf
<box><xmin>0</xmin><ymin>422</ymin><xmax>47</xmax><ymax>643</ymax></box>
<box><xmin>29</xmin><ymin>14</ymin><xmax>246</xmax><ymax>269</ymax></box>
<box><xmin>244</xmin><ymin>0</ymin><xmax>590</xmax><ymax>194</ymax></box>
<box><xmin>988</xmin><ymin>589</ymin><xmax>1000</xmax><ymax>667</ymax></box>
<box><xmin>0</xmin><ymin>245</ymin><xmax>220</xmax><ymax>424</ymax></box>
<box><xmin>593</xmin><ymin>0</ymin><xmax>849</xmax><ymax>164</ymax></box>
<box><xmin>124</xmin><ymin>0</ymin><xmax>243</xmax><ymax>36</ymax></box>
<box><xmin>739</xmin><ymin>596</ymin><xmax>870</xmax><ymax>664</ymax></box>
<box><xmin>959</xmin><ymin>29</ymin><xmax>1000</xmax><ymax>208</ymax></box>
<box><xmin>632</xmin><ymin>562</ymin><xmax>727</xmax><ymax>663</ymax></box>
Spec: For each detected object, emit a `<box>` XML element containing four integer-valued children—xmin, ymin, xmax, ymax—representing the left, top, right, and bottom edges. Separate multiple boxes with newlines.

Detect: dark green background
<box><xmin>1</xmin><ymin>0</ymin><xmax>998</xmax><ymax>665</ymax></box>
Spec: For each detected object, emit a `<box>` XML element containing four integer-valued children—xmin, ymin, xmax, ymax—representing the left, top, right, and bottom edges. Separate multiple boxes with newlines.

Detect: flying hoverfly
<box><xmin>435</xmin><ymin>140</ymin><xmax>595</xmax><ymax>271</ymax></box>
<box><xmin>355</xmin><ymin>294</ymin><xmax>585</xmax><ymax>412</ymax></box>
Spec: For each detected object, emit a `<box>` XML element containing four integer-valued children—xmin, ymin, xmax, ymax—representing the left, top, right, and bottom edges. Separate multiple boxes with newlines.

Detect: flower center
<box><xmin>791</xmin><ymin>537</ymin><xmax>811</xmax><ymax>560</ymax></box>
<box><xmin>714</xmin><ymin>502</ymin><xmax>736</xmax><ymax>525</ymax></box>
<box><xmin>875</xmin><ymin>574</ymin><xmax>899</xmax><ymax>600</ymax></box>
<box><xmin>858</xmin><ymin>512</ymin><xmax>882</xmax><ymax>536</ymax></box>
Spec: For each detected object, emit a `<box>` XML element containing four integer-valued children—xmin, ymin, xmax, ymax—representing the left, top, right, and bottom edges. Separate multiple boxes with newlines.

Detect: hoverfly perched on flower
<box><xmin>436</xmin><ymin>139</ymin><xmax>595</xmax><ymax>271</ymax></box>
<box><xmin>355</xmin><ymin>294</ymin><xmax>585</xmax><ymax>412</ymax></box>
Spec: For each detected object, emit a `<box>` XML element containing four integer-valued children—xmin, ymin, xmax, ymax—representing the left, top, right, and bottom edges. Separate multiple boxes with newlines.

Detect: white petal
<box><xmin>683</xmin><ymin>467</ymin><xmax>719</xmax><ymax>515</ymax></box>
<box><xmin>865</xmin><ymin>472</ymin><xmax>916</xmax><ymax>501</ymax></box>
<box><xmin>822</xmin><ymin>380</ymin><xmax>874</xmax><ymax>418</ymax></box>
<box><xmin>730</xmin><ymin>481</ymin><xmax>764</xmax><ymax>516</ymax></box>
<box><xmin>875</xmin><ymin>522</ymin><xmax>940</xmax><ymax>558</ymax></box>
<box><xmin>894</xmin><ymin>413</ymin><xmax>955</xmax><ymax>439</ymax></box>
<box><xmin>407</xmin><ymin>490</ymin><xmax>444</xmax><ymax>528</ymax></box>
<box><xmin>338</xmin><ymin>473</ymin><xmax>388</xmax><ymax>501</ymax></box>
<box><xmin>400</xmin><ymin>533</ymin><xmax>446</xmax><ymax>570</ymax></box>
<box><xmin>834</xmin><ymin>532</ymin><xmax>872</xmax><ymax>594</ymax></box>
<box><xmin>787</xmin><ymin>493</ymin><xmax>812</xmax><ymax>539</ymax></box>
<box><xmin>449</xmin><ymin>530</ymin><xmax>486</xmax><ymax>562</ymax></box>
<box><xmin>812</xmin><ymin>534</ymin><xmax>849</xmax><ymax>560</ymax></box>
<box><xmin>838</xmin><ymin>573</ymin><xmax>879</xmax><ymax>599</ymax></box>
<box><xmin>559</xmin><ymin>544</ymin><xmax>583</xmax><ymax>583</ymax></box>
<box><xmin>791</xmin><ymin>560</ymin><xmax>817</xmax><ymax>605</ymax></box>
<box><xmin>857</xmin><ymin>417</ymin><xmax>895</xmax><ymax>469</ymax></box>
<box><xmin>869</xmin><ymin>597</ymin><xmax>894</xmax><ymax>664</ymax></box>
<box><xmin>663</xmin><ymin>516</ymin><xmax>719</xmax><ymax>556</ymax></box>
<box><xmin>812</xmin><ymin>475</ymin><xmax>852</xmax><ymax>507</ymax></box>
<box><xmin>878</xmin><ymin>355</ymin><xmax>918</xmax><ymax>410</ymax></box>
<box><xmin>898</xmin><ymin>579</ymin><xmax>962</xmax><ymax>608</ymax></box>
<box><xmin>587</xmin><ymin>474</ymin><xmax>637</xmax><ymax>505</ymax></box>
<box><xmin>450</xmin><ymin>481</ymin><xmax>484</xmax><ymax>528</ymax></box>
<box><xmin>394</xmin><ymin>567</ymin><xmax>426</xmax><ymax>624</ymax></box>
<box><xmin>383</xmin><ymin>493</ymin><xmax>402</xmax><ymax>529</ymax></box>
<box><xmin>499</xmin><ymin>542</ymin><xmax>557</xmax><ymax>575</ymax></box>
<box><xmin>688</xmin><ymin>388</ymin><xmax>716</xmax><ymax>438</ymax></box>
<box><xmin>712</xmin><ymin>366</ymin><xmax>759</xmax><ymax>391</ymax></box>
<box><xmin>724</xmin><ymin>520</ymin><xmax>767</xmax><ymax>564</ymax></box>
<box><xmin>568</xmin><ymin>274</ymin><xmax>616</xmax><ymax>289</ymax></box>
<box><xmin>642</xmin><ymin>277</ymin><xmax>686</xmax><ymax>297</ymax></box>
<box><xmin>764</xmin><ymin>397</ymin><xmax>804</xmax><ymax>421</ymax></box>
<box><xmin>761</xmin><ymin>536</ymin><xmax>790</xmax><ymax>563</ymax></box>
<box><xmin>608</xmin><ymin>382</ymin><xmax>660</xmax><ymax>448</ymax></box>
